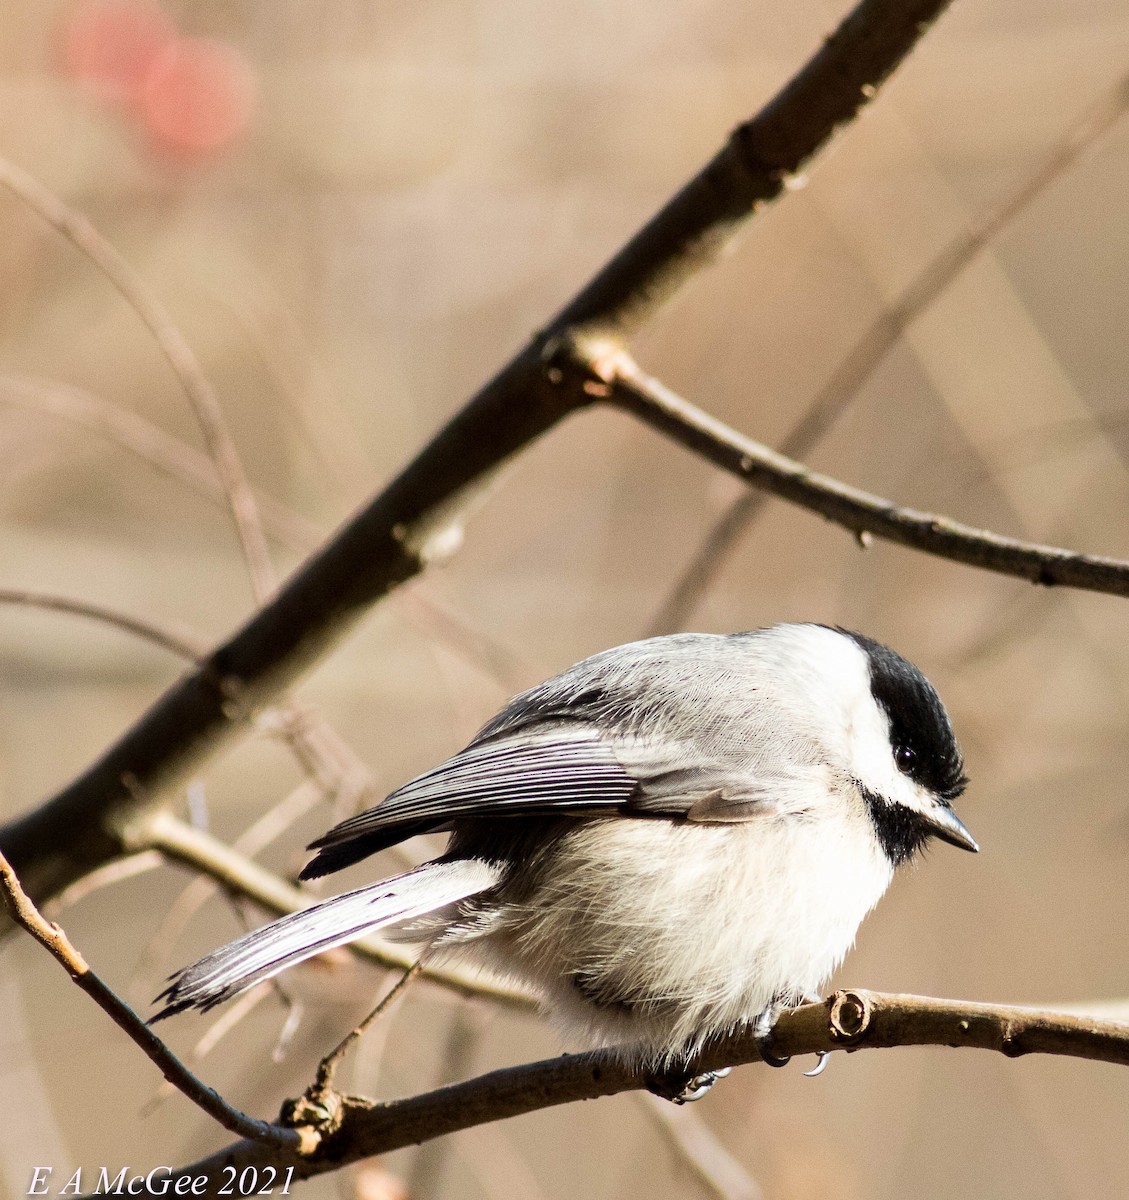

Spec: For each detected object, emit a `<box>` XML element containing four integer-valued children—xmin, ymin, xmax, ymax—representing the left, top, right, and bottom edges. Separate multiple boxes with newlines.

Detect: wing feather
<box><xmin>301</xmin><ymin>730</ymin><xmax>637</xmax><ymax>878</ymax></box>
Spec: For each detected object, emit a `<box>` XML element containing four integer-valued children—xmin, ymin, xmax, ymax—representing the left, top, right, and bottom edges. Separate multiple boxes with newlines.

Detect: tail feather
<box><xmin>152</xmin><ymin>859</ymin><xmax>500</xmax><ymax>1019</ymax></box>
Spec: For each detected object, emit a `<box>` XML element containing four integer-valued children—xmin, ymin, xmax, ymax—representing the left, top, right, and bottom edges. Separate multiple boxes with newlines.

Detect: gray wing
<box><xmin>302</xmin><ymin>728</ymin><xmax>637</xmax><ymax>877</ymax></box>
<box><xmin>302</xmin><ymin>632</ymin><xmax>824</xmax><ymax>879</ymax></box>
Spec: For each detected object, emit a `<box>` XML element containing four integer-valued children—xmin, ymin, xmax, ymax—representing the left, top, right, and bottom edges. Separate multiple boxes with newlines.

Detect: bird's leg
<box><xmin>645</xmin><ymin>1062</ymin><xmax>732</xmax><ymax>1104</ymax></box>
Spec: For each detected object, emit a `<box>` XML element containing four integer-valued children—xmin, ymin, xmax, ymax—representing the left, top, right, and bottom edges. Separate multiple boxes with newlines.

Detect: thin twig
<box><xmin>0</xmin><ymin>587</ymin><xmax>204</xmax><ymax>661</ymax></box>
<box><xmin>160</xmin><ymin>990</ymin><xmax>1129</xmax><ymax>1192</ymax></box>
<box><xmin>0</xmin><ymin>177</ymin><xmax>361</xmax><ymax>880</ymax></box>
<box><xmin>0</xmin><ymin>161</ymin><xmax>277</xmax><ymax>602</ymax></box>
<box><xmin>611</xmin><ymin>359</ymin><xmax>1129</xmax><ymax>597</ymax></box>
<box><xmin>3</xmin><ymin>374</ymin><xmax>530</xmax><ymax>690</ymax></box>
<box><xmin>310</xmin><ymin>963</ymin><xmax>422</xmax><ymax>1099</ymax></box>
<box><xmin>648</xmin><ymin>65</ymin><xmax>1129</xmax><ymax>633</ymax></box>
<box><xmin>0</xmin><ymin>374</ymin><xmax>325</xmax><ymax>554</ymax></box>
<box><xmin>0</xmin><ymin>0</ymin><xmax>961</xmax><ymax>914</ymax></box>
<box><xmin>48</xmin><ymin>851</ymin><xmax>166</xmax><ymax>914</ymax></box>
<box><xmin>0</xmin><ymin>848</ymin><xmax>300</xmax><ymax>1150</ymax></box>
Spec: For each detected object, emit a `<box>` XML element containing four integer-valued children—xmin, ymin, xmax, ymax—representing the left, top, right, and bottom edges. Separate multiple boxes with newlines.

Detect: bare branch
<box><xmin>0</xmin><ymin>0</ymin><xmax>958</xmax><ymax>913</ymax></box>
<box><xmin>158</xmin><ymin>990</ymin><xmax>1129</xmax><ymax>1194</ymax></box>
<box><xmin>648</xmin><ymin>66</ymin><xmax>1129</xmax><ymax>633</ymax></box>
<box><xmin>308</xmin><ymin>963</ymin><xmax>421</xmax><ymax>1101</ymax></box>
<box><xmin>611</xmin><ymin>360</ymin><xmax>1129</xmax><ymax>597</ymax></box>
<box><xmin>545</xmin><ymin>0</ymin><xmax>957</xmax><ymax>341</ymax></box>
<box><xmin>0</xmin><ymin>848</ymin><xmax>300</xmax><ymax>1150</ymax></box>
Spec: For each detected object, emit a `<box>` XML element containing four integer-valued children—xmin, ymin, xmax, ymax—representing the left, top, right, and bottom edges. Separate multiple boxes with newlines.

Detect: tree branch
<box><xmin>610</xmin><ymin>359</ymin><xmax>1129</xmax><ymax>596</ymax></box>
<box><xmin>156</xmin><ymin>990</ymin><xmax>1129</xmax><ymax>1195</ymax></box>
<box><xmin>0</xmin><ymin>0</ymin><xmax>956</xmax><ymax>912</ymax></box>
<box><xmin>648</xmin><ymin>65</ymin><xmax>1129</xmax><ymax>634</ymax></box>
<box><xmin>0</xmin><ymin>848</ymin><xmax>301</xmax><ymax>1151</ymax></box>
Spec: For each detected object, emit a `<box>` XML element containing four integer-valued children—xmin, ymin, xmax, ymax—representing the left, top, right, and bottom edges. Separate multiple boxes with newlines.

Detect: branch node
<box><xmin>999</xmin><ymin>1021</ymin><xmax>1026</xmax><ymax>1058</ymax></box>
<box><xmin>279</xmin><ymin>1087</ymin><xmax>343</xmax><ymax>1138</ymax></box>
<box><xmin>829</xmin><ymin>989</ymin><xmax>873</xmax><ymax>1043</ymax></box>
<box><xmin>536</xmin><ymin>328</ymin><xmax>631</xmax><ymax>397</ymax></box>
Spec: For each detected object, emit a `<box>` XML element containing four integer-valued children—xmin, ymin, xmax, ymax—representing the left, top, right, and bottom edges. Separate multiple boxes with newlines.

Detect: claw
<box><xmin>646</xmin><ymin>1065</ymin><xmax>732</xmax><ymax>1104</ymax></box>
<box><xmin>803</xmin><ymin>1051</ymin><xmax>831</xmax><ymax>1078</ymax></box>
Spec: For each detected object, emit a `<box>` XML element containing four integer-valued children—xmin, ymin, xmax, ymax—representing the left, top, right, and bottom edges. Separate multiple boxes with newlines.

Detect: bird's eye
<box><xmin>894</xmin><ymin>744</ymin><xmax>915</xmax><ymax>772</ymax></box>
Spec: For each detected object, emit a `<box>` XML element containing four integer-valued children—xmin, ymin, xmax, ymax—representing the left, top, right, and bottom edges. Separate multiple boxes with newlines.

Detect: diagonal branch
<box><xmin>156</xmin><ymin>989</ymin><xmax>1129</xmax><ymax>1194</ymax></box>
<box><xmin>0</xmin><ymin>848</ymin><xmax>300</xmax><ymax>1151</ymax></box>
<box><xmin>0</xmin><ymin>0</ymin><xmax>958</xmax><ymax>912</ymax></box>
<box><xmin>610</xmin><ymin>359</ymin><xmax>1129</xmax><ymax>596</ymax></box>
<box><xmin>648</xmin><ymin>65</ymin><xmax>1129</xmax><ymax>633</ymax></box>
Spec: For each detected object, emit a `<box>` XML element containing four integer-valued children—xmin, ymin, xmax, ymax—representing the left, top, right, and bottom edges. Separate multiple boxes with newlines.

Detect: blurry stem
<box><xmin>1</xmin><ymin>374</ymin><xmax>324</xmax><ymax>553</ymax></box>
<box><xmin>139</xmin><ymin>985</ymin><xmax>276</xmax><ymax>1119</ymax></box>
<box><xmin>0</xmin><ymin>159</ymin><xmax>276</xmax><ymax>603</ymax></box>
<box><xmin>408</xmin><ymin>1003</ymin><xmax>485</xmax><ymax>1199</ymax></box>
<box><xmin>204</xmin><ymin>282</ymin><xmax>376</xmax><ymax>497</ymax></box>
<box><xmin>0</xmin><ymin>587</ymin><xmax>204</xmax><ymax>661</ymax></box>
<box><xmin>643</xmin><ymin>1094</ymin><xmax>763</xmax><ymax>1200</ymax></box>
<box><xmin>127</xmin><ymin>809</ymin><xmax>535</xmax><ymax>1011</ymax></box>
<box><xmin>0</xmin><ymin>847</ymin><xmax>299</xmax><ymax>1150</ymax></box>
<box><xmin>135</xmin><ymin>781</ymin><xmax>326</xmax><ymax>1001</ymax></box>
<box><xmin>611</xmin><ymin>359</ymin><xmax>1129</xmax><ymax>597</ymax></box>
<box><xmin>649</xmin><ymin>65</ymin><xmax>1129</xmax><ymax>634</ymax></box>
<box><xmin>48</xmin><ymin>850</ymin><xmax>166</xmax><ymax>913</ymax></box>
<box><xmin>0</xmin><ymin>173</ymin><xmax>358</xmax><ymax>860</ymax></box>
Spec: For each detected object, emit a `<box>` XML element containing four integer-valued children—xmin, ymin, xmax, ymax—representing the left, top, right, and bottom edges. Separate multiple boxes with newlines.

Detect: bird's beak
<box><xmin>924</xmin><ymin>804</ymin><xmax>978</xmax><ymax>853</ymax></box>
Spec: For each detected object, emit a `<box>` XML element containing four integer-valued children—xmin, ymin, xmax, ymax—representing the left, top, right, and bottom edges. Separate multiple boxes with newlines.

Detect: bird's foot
<box><xmin>755</xmin><ymin>994</ymin><xmax>832</xmax><ymax>1076</ymax></box>
<box><xmin>646</xmin><ymin>1065</ymin><xmax>732</xmax><ymax>1104</ymax></box>
<box><xmin>753</xmin><ymin>1003</ymin><xmax>792</xmax><ymax>1067</ymax></box>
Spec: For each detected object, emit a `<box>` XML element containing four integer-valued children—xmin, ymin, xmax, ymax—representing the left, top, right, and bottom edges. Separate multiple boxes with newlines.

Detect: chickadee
<box><xmin>155</xmin><ymin>624</ymin><xmax>974</xmax><ymax>1101</ymax></box>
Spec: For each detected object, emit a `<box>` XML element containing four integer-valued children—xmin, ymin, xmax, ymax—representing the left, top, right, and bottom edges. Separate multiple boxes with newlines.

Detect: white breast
<box><xmin>439</xmin><ymin>801</ymin><xmax>894</xmax><ymax>1067</ymax></box>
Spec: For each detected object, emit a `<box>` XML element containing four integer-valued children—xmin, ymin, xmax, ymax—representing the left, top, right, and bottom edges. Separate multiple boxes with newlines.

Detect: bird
<box><xmin>153</xmin><ymin>623</ymin><xmax>975</xmax><ymax>1101</ymax></box>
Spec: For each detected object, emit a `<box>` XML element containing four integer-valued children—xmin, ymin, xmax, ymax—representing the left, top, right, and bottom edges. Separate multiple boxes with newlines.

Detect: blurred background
<box><xmin>2</xmin><ymin>1</ymin><xmax>1129</xmax><ymax>1197</ymax></box>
